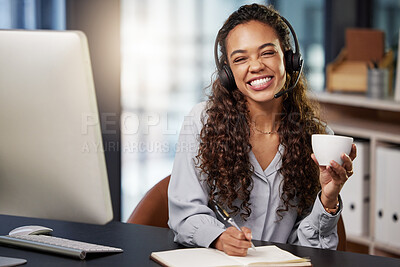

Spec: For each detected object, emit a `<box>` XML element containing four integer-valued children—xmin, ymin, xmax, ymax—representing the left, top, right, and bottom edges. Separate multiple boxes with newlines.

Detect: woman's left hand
<box><xmin>311</xmin><ymin>143</ymin><xmax>357</xmax><ymax>208</ymax></box>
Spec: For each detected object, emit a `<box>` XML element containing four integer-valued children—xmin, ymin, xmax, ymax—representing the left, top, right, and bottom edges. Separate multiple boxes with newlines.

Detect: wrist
<box><xmin>211</xmin><ymin>232</ymin><xmax>224</xmax><ymax>250</ymax></box>
<box><xmin>324</xmin><ymin>201</ymin><xmax>340</xmax><ymax>215</ymax></box>
<box><xmin>320</xmin><ymin>193</ymin><xmax>339</xmax><ymax>215</ymax></box>
<box><xmin>320</xmin><ymin>193</ymin><xmax>338</xmax><ymax>209</ymax></box>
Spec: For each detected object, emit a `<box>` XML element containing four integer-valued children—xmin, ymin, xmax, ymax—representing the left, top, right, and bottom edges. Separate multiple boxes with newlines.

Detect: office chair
<box><xmin>126</xmin><ymin>174</ymin><xmax>347</xmax><ymax>251</ymax></box>
<box><xmin>337</xmin><ymin>214</ymin><xmax>347</xmax><ymax>251</ymax></box>
<box><xmin>127</xmin><ymin>175</ymin><xmax>170</xmax><ymax>228</ymax></box>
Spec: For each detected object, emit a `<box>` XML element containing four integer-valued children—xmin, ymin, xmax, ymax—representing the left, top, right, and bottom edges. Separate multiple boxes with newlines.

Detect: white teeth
<box><xmin>250</xmin><ymin>77</ymin><xmax>271</xmax><ymax>86</ymax></box>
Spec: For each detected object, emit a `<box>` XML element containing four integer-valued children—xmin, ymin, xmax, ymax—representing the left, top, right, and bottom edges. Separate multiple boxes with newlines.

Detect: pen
<box><xmin>209</xmin><ymin>199</ymin><xmax>256</xmax><ymax>250</ymax></box>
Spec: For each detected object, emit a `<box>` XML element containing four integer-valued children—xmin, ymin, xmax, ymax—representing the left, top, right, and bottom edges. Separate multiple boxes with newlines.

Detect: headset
<box><xmin>214</xmin><ymin>14</ymin><xmax>304</xmax><ymax>99</ymax></box>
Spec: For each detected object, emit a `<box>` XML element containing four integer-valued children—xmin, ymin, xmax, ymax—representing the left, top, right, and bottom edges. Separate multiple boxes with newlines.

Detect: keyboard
<box><xmin>0</xmin><ymin>234</ymin><xmax>123</xmax><ymax>260</ymax></box>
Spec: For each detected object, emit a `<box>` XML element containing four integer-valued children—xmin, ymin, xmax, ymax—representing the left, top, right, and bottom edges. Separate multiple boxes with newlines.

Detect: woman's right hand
<box><xmin>212</xmin><ymin>226</ymin><xmax>253</xmax><ymax>256</ymax></box>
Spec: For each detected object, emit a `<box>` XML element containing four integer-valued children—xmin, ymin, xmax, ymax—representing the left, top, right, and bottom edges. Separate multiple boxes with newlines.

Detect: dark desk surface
<box><xmin>1</xmin><ymin>214</ymin><xmax>400</xmax><ymax>267</ymax></box>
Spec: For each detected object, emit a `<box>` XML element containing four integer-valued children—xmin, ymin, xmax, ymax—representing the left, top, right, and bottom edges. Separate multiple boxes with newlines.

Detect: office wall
<box><xmin>66</xmin><ymin>0</ymin><xmax>121</xmax><ymax>220</ymax></box>
<box><xmin>324</xmin><ymin>0</ymin><xmax>374</xmax><ymax>65</ymax></box>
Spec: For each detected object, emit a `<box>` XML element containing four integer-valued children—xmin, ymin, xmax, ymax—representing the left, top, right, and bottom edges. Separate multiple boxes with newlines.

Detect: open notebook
<box><xmin>151</xmin><ymin>245</ymin><xmax>311</xmax><ymax>266</ymax></box>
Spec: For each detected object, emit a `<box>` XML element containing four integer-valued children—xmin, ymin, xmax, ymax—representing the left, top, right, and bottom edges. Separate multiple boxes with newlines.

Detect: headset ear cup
<box><xmin>285</xmin><ymin>49</ymin><xmax>303</xmax><ymax>73</ymax></box>
<box><xmin>284</xmin><ymin>50</ymin><xmax>294</xmax><ymax>73</ymax></box>
<box><xmin>219</xmin><ymin>65</ymin><xmax>236</xmax><ymax>90</ymax></box>
<box><xmin>291</xmin><ymin>53</ymin><xmax>302</xmax><ymax>72</ymax></box>
<box><xmin>285</xmin><ymin>49</ymin><xmax>302</xmax><ymax>73</ymax></box>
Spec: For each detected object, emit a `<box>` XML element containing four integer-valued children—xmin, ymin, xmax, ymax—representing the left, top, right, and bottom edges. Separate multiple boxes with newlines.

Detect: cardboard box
<box><xmin>346</xmin><ymin>28</ymin><xmax>385</xmax><ymax>62</ymax></box>
<box><xmin>326</xmin><ymin>28</ymin><xmax>394</xmax><ymax>93</ymax></box>
<box><xmin>326</xmin><ymin>49</ymin><xmax>394</xmax><ymax>93</ymax></box>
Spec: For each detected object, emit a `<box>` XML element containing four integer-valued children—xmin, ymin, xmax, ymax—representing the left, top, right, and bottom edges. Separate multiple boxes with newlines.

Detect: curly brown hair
<box><xmin>196</xmin><ymin>4</ymin><xmax>325</xmax><ymax>220</ymax></box>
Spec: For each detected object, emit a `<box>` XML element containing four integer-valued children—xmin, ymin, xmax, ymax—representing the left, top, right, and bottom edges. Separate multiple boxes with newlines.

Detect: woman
<box><xmin>168</xmin><ymin>4</ymin><xmax>356</xmax><ymax>256</ymax></box>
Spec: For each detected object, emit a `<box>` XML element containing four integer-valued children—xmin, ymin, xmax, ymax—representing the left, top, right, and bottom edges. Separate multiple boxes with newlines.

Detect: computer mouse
<box><xmin>9</xmin><ymin>225</ymin><xmax>53</xmax><ymax>236</ymax></box>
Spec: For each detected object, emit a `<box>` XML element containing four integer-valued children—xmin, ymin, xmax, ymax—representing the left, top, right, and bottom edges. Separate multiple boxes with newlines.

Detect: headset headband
<box><xmin>214</xmin><ymin>11</ymin><xmax>303</xmax><ymax>98</ymax></box>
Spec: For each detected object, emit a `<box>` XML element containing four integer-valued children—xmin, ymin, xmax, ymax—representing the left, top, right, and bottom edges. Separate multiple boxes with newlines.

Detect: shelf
<box><xmin>312</xmin><ymin>90</ymin><xmax>400</xmax><ymax>258</ymax></box>
<box><xmin>309</xmin><ymin>91</ymin><xmax>400</xmax><ymax>112</ymax></box>
<box><xmin>347</xmin><ymin>235</ymin><xmax>372</xmax><ymax>246</ymax></box>
<box><xmin>310</xmin><ymin>91</ymin><xmax>400</xmax><ymax>144</ymax></box>
<box><xmin>374</xmin><ymin>241</ymin><xmax>400</xmax><ymax>256</ymax></box>
<box><xmin>328</xmin><ymin>119</ymin><xmax>400</xmax><ymax>143</ymax></box>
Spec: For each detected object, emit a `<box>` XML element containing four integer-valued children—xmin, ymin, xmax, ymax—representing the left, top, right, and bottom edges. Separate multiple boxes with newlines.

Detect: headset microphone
<box><xmin>274</xmin><ymin>60</ymin><xmax>303</xmax><ymax>98</ymax></box>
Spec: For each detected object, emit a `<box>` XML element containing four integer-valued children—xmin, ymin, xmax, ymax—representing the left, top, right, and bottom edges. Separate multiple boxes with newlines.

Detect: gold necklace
<box><xmin>252</xmin><ymin>122</ymin><xmax>278</xmax><ymax>135</ymax></box>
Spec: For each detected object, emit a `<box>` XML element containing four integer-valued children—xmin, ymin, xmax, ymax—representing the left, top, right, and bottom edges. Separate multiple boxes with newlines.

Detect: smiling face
<box><xmin>225</xmin><ymin>20</ymin><xmax>286</xmax><ymax>106</ymax></box>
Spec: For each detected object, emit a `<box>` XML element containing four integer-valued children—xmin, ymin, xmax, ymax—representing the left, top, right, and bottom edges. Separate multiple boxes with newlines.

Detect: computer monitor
<box><xmin>0</xmin><ymin>30</ymin><xmax>113</xmax><ymax>225</ymax></box>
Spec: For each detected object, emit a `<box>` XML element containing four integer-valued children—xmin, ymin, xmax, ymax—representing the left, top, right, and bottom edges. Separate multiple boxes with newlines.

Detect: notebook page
<box><xmin>228</xmin><ymin>245</ymin><xmax>309</xmax><ymax>265</ymax></box>
<box><xmin>151</xmin><ymin>248</ymin><xmax>243</xmax><ymax>267</ymax></box>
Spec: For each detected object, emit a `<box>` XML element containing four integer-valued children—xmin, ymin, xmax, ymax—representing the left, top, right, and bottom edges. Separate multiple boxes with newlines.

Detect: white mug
<box><xmin>312</xmin><ymin>134</ymin><xmax>353</xmax><ymax>166</ymax></box>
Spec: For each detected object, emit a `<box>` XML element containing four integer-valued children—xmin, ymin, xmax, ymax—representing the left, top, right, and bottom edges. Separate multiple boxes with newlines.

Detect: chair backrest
<box><xmin>126</xmin><ymin>174</ymin><xmax>347</xmax><ymax>251</ymax></box>
<box><xmin>126</xmin><ymin>175</ymin><xmax>170</xmax><ymax>228</ymax></box>
<box><xmin>337</xmin><ymin>214</ymin><xmax>347</xmax><ymax>251</ymax></box>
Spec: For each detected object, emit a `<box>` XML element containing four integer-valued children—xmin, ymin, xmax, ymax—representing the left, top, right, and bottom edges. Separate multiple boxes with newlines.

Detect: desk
<box><xmin>1</xmin><ymin>215</ymin><xmax>400</xmax><ymax>266</ymax></box>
